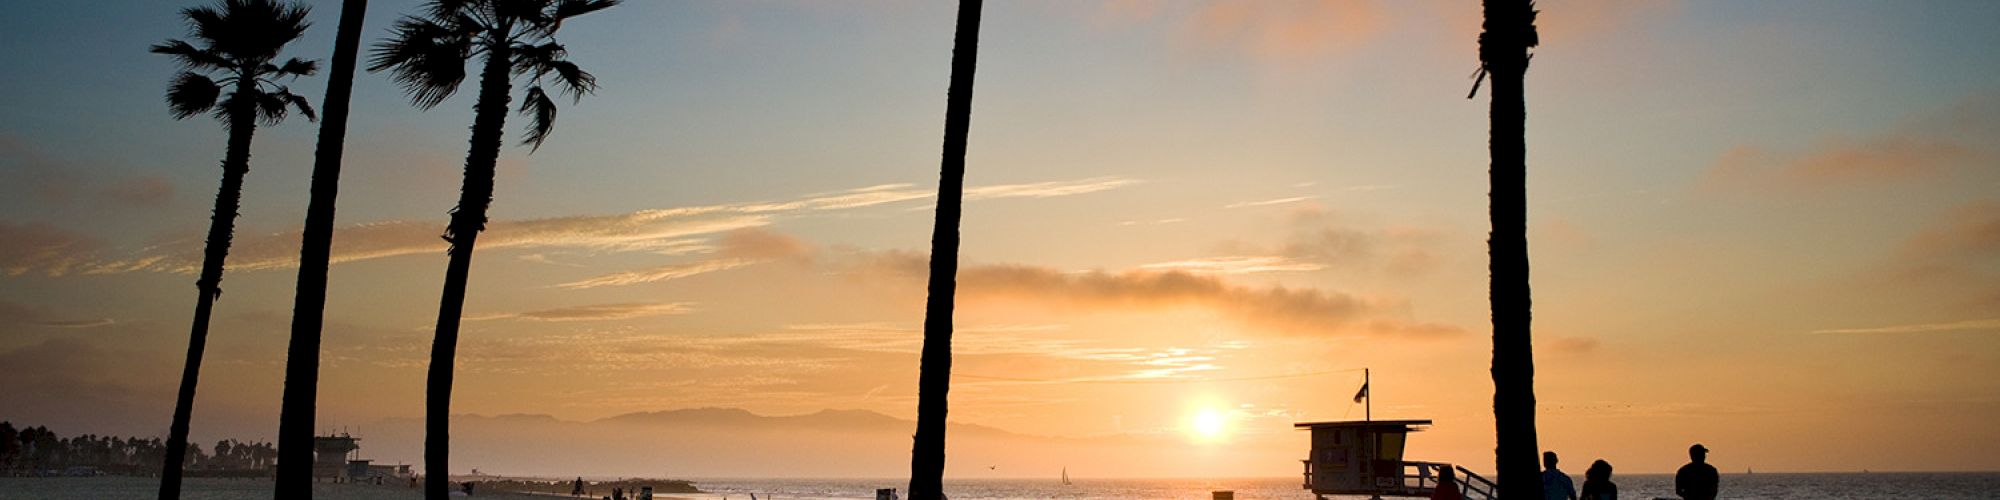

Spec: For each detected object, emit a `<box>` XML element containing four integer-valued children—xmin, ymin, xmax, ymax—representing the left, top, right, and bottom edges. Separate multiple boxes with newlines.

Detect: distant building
<box><xmin>313</xmin><ymin>434</ymin><xmax>360</xmax><ymax>481</ymax></box>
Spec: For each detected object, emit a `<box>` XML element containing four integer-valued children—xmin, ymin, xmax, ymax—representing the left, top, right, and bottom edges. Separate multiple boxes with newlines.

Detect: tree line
<box><xmin>1</xmin><ymin>421</ymin><xmax>274</xmax><ymax>477</ymax></box>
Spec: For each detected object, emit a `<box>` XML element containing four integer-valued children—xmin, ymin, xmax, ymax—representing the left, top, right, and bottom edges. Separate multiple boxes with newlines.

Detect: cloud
<box><xmin>1216</xmin><ymin>207</ymin><xmax>1443</xmax><ymax>276</ymax></box>
<box><xmin>554</xmin><ymin>228</ymin><xmax>813</xmax><ymax>290</ymax></box>
<box><xmin>0</xmin><ymin>221</ymin><xmax>106</xmax><ymax>276</ymax></box>
<box><xmin>0</xmin><ymin>300</ymin><xmax>116</xmax><ymax>329</ymax></box>
<box><xmin>1882</xmin><ymin>201</ymin><xmax>2000</xmax><ymax>308</ymax></box>
<box><xmin>1812</xmin><ymin>318</ymin><xmax>2000</xmax><ymax>335</ymax></box>
<box><xmin>54</xmin><ymin>176</ymin><xmax>1136</xmax><ymax>277</ymax></box>
<box><xmin>1178</xmin><ymin>0</ymin><xmax>1386</xmax><ymax>63</ymax></box>
<box><xmin>1</xmin><ymin>135</ymin><xmax>177</xmax><ymax>208</ymax></box>
<box><xmin>715</xmin><ymin>227</ymin><xmax>814</xmax><ymax>261</ymax></box>
<box><xmin>965</xmin><ymin>177</ymin><xmax>1139</xmax><ymax>200</ymax></box>
<box><xmin>102</xmin><ymin>176</ymin><xmax>175</xmax><ymax>207</ymax></box>
<box><xmin>473</xmin><ymin>302</ymin><xmax>698</xmax><ymax>322</ymax></box>
<box><xmin>857</xmin><ymin>251</ymin><xmax>1459</xmax><ymax>339</ymax></box>
<box><xmin>1545</xmin><ymin>336</ymin><xmax>1602</xmax><ymax>354</ymax></box>
<box><xmin>1138</xmin><ymin>256</ymin><xmax>1324</xmax><ymax>274</ymax></box>
<box><xmin>1700</xmin><ymin>138</ymin><xmax>1973</xmax><ymax>192</ymax></box>
<box><xmin>37</xmin><ymin>318</ymin><xmax>118</xmax><ymax>329</ymax></box>
<box><xmin>94</xmin><ymin>212</ymin><xmax>774</xmax><ymax>275</ymax></box>
<box><xmin>1699</xmin><ymin>93</ymin><xmax>1997</xmax><ymax>194</ymax></box>
<box><xmin>555</xmin><ymin>258</ymin><xmax>759</xmax><ymax>290</ymax></box>
<box><xmin>1224</xmin><ymin>196</ymin><xmax>1318</xmax><ymax>209</ymax></box>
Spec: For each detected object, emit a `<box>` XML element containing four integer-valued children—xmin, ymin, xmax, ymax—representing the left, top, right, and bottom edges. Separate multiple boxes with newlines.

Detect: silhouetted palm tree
<box><xmin>368</xmin><ymin>1</ymin><xmax>617</xmax><ymax>498</ymax></box>
<box><xmin>273</xmin><ymin>0</ymin><xmax>367</xmax><ymax>497</ymax></box>
<box><xmin>150</xmin><ymin>1</ymin><xmax>316</xmax><ymax>497</ymax></box>
<box><xmin>1477</xmin><ymin>0</ymin><xmax>1542</xmax><ymax>498</ymax></box>
<box><xmin>909</xmin><ymin>1</ymin><xmax>983</xmax><ymax>499</ymax></box>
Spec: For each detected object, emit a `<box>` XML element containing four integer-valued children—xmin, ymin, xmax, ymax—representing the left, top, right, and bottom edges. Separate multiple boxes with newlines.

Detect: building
<box><xmin>1295</xmin><ymin>419</ymin><xmax>1496</xmax><ymax>500</ymax></box>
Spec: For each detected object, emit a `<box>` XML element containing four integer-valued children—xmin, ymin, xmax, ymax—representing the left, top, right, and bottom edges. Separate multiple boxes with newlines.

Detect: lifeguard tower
<box><xmin>1296</xmin><ymin>370</ymin><xmax>1497</xmax><ymax>499</ymax></box>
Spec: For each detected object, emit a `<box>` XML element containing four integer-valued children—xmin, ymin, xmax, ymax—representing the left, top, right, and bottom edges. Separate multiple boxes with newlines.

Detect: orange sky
<box><xmin>2</xmin><ymin>0</ymin><xmax>1998</xmax><ymax>477</ymax></box>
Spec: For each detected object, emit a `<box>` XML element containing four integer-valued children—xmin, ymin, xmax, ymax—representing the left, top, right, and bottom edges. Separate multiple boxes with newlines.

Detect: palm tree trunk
<box><xmin>275</xmin><ymin>1</ymin><xmax>368</xmax><ymax>497</ymax></box>
<box><xmin>424</xmin><ymin>45</ymin><xmax>512</xmax><ymax>500</ymax></box>
<box><xmin>909</xmin><ymin>2</ymin><xmax>982</xmax><ymax>499</ymax></box>
<box><xmin>160</xmin><ymin>86</ymin><xmax>259</xmax><ymax>500</ymax></box>
<box><xmin>1481</xmin><ymin>1</ymin><xmax>1541</xmax><ymax>499</ymax></box>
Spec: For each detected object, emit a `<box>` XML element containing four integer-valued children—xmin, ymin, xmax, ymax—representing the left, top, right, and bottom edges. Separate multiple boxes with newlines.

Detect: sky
<box><xmin>3</xmin><ymin>0</ymin><xmax>1999</xmax><ymax>479</ymax></box>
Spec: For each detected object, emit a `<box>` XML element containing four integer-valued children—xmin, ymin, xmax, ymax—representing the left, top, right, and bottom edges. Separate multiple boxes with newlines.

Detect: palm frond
<box><xmin>254</xmin><ymin>89</ymin><xmax>292</xmax><ymax>125</ymax></box>
<box><xmin>166</xmin><ymin>72</ymin><xmax>223</xmax><ymax>120</ymax></box>
<box><xmin>189</xmin><ymin>0</ymin><xmax>312</xmax><ymax>64</ymax></box>
<box><xmin>370</xmin><ymin>17</ymin><xmax>475</xmax><ymax>109</ymax></box>
<box><xmin>551</xmin><ymin>0</ymin><xmax>619</xmax><ymax>22</ymax></box>
<box><xmin>150</xmin><ymin>40</ymin><xmax>233</xmax><ymax>71</ymax></box>
<box><xmin>269</xmin><ymin>57</ymin><xmax>319</xmax><ymax>79</ymax></box>
<box><xmin>517</xmin><ymin>85</ymin><xmax>559</xmax><ymax>149</ymax></box>
<box><xmin>272</xmin><ymin>87</ymin><xmax>317</xmax><ymax>122</ymax></box>
<box><xmin>513</xmin><ymin>42</ymin><xmax>596</xmax><ymax>102</ymax></box>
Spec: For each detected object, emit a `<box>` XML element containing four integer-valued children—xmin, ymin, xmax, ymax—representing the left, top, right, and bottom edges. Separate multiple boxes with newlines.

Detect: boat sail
<box><xmin>1061</xmin><ymin>467</ymin><xmax>1072</xmax><ymax>486</ymax></box>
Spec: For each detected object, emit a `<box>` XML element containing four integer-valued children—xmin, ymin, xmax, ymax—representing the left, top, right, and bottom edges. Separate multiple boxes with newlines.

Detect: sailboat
<box><xmin>1061</xmin><ymin>467</ymin><xmax>1072</xmax><ymax>486</ymax></box>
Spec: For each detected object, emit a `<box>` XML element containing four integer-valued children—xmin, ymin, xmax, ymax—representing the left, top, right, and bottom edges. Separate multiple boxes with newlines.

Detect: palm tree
<box><xmin>368</xmin><ymin>2</ymin><xmax>617</xmax><ymax>497</ymax></box>
<box><xmin>273</xmin><ymin>0</ymin><xmax>367</xmax><ymax>497</ymax></box>
<box><xmin>150</xmin><ymin>1</ymin><xmax>316</xmax><ymax>497</ymax></box>
<box><xmin>1477</xmin><ymin>0</ymin><xmax>1542</xmax><ymax>498</ymax></box>
<box><xmin>909</xmin><ymin>1</ymin><xmax>983</xmax><ymax>499</ymax></box>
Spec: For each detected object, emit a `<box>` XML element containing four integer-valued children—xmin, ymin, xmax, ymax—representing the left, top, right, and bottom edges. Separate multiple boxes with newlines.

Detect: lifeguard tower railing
<box><xmin>1299</xmin><ymin>460</ymin><xmax>1497</xmax><ymax>500</ymax></box>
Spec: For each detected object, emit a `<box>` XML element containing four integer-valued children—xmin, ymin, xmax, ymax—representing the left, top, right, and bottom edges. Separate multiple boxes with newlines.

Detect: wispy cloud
<box><xmin>857</xmin><ymin>251</ymin><xmax>1459</xmax><ymax>339</ymax></box>
<box><xmin>965</xmin><ymin>177</ymin><xmax>1139</xmax><ymax>200</ymax></box>
<box><xmin>504</xmin><ymin>302</ymin><xmax>696</xmax><ymax>322</ymax></box>
<box><xmin>1699</xmin><ymin>93</ymin><xmax>1997</xmax><ymax>194</ymax></box>
<box><xmin>1138</xmin><ymin>256</ymin><xmax>1324</xmax><ymax>274</ymax></box>
<box><xmin>0</xmin><ymin>222</ymin><xmax>105</xmax><ymax>276</ymax></box>
<box><xmin>1224</xmin><ymin>196</ymin><xmax>1318</xmax><ymax>209</ymax></box>
<box><xmin>1811</xmin><ymin>318</ymin><xmax>2000</xmax><ymax>335</ymax></box>
<box><xmin>39</xmin><ymin>176</ymin><xmax>1137</xmax><ymax>277</ymax></box>
<box><xmin>555</xmin><ymin>258</ymin><xmax>759</xmax><ymax>289</ymax></box>
<box><xmin>38</xmin><ymin>318</ymin><xmax>118</xmax><ymax>329</ymax></box>
<box><xmin>554</xmin><ymin>228</ymin><xmax>815</xmax><ymax>289</ymax></box>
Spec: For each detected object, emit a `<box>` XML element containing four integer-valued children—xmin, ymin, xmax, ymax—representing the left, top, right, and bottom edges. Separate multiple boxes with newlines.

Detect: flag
<box><xmin>1353</xmin><ymin>382</ymin><xmax>1369</xmax><ymax>403</ymax></box>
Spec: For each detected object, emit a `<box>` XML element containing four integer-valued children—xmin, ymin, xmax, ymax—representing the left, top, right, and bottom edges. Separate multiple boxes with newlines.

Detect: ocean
<box><xmin>5</xmin><ymin>473</ymin><xmax>1998</xmax><ymax>499</ymax></box>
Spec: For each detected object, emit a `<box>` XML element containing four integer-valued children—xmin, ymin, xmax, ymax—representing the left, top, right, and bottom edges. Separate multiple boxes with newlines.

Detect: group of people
<box><xmin>1537</xmin><ymin>443</ymin><xmax>1719</xmax><ymax>500</ymax></box>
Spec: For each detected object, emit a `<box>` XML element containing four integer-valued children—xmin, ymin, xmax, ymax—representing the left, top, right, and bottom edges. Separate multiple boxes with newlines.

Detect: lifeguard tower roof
<box><xmin>1293</xmin><ymin>419</ymin><xmax>1432</xmax><ymax>431</ymax></box>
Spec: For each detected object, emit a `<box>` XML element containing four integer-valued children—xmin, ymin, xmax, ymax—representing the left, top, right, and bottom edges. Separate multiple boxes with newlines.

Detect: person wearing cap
<box><xmin>1675</xmin><ymin>444</ymin><xmax>1718</xmax><ymax>500</ymax></box>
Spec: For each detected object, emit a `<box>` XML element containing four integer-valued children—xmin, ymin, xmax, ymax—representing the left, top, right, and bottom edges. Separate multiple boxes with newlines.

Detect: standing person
<box><xmin>1675</xmin><ymin>444</ymin><xmax>1718</xmax><ymax>500</ymax></box>
<box><xmin>1431</xmin><ymin>466</ymin><xmax>1464</xmax><ymax>500</ymax></box>
<box><xmin>1541</xmin><ymin>452</ymin><xmax>1577</xmax><ymax>500</ymax></box>
<box><xmin>1580</xmin><ymin>460</ymin><xmax>1616</xmax><ymax>500</ymax></box>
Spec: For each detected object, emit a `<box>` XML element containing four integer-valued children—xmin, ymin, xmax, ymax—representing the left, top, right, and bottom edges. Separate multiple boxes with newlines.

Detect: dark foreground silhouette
<box><xmin>149</xmin><ymin>1</ymin><xmax>319</xmax><ymax>497</ymax></box>
<box><xmin>909</xmin><ymin>1</ymin><xmax>984</xmax><ymax>500</ymax></box>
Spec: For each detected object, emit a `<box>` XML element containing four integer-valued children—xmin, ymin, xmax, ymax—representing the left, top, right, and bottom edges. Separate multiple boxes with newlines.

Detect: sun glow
<box><xmin>1187</xmin><ymin>407</ymin><xmax>1231</xmax><ymax>443</ymax></box>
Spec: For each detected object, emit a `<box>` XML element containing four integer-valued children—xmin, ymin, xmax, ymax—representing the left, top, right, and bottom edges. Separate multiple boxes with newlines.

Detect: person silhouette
<box><xmin>1580</xmin><ymin>459</ymin><xmax>1616</xmax><ymax>500</ymax></box>
<box><xmin>1429</xmin><ymin>466</ymin><xmax>1464</xmax><ymax>500</ymax></box>
<box><xmin>1675</xmin><ymin>444</ymin><xmax>1718</xmax><ymax>500</ymax></box>
<box><xmin>1542</xmin><ymin>451</ymin><xmax>1577</xmax><ymax>500</ymax></box>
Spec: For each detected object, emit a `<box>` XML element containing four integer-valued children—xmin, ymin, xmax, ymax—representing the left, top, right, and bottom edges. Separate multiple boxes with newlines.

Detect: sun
<box><xmin>1187</xmin><ymin>407</ymin><xmax>1231</xmax><ymax>443</ymax></box>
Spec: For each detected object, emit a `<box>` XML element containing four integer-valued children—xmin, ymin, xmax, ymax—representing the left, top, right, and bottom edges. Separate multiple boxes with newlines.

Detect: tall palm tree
<box><xmin>368</xmin><ymin>1</ymin><xmax>617</xmax><ymax>497</ymax></box>
<box><xmin>909</xmin><ymin>1</ymin><xmax>983</xmax><ymax>499</ymax></box>
<box><xmin>273</xmin><ymin>0</ymin><xmax>367</xmax><ymax>497</ymax></box>
<box><xmin>150</xmin><ymin>1</ymin><xmax>316</xmax><ymax>498</ymax></box>
<box><xmin>1477</xmin><ymin>0</ymin><xmax>1542</xmax><ymax>498</ymax></box>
